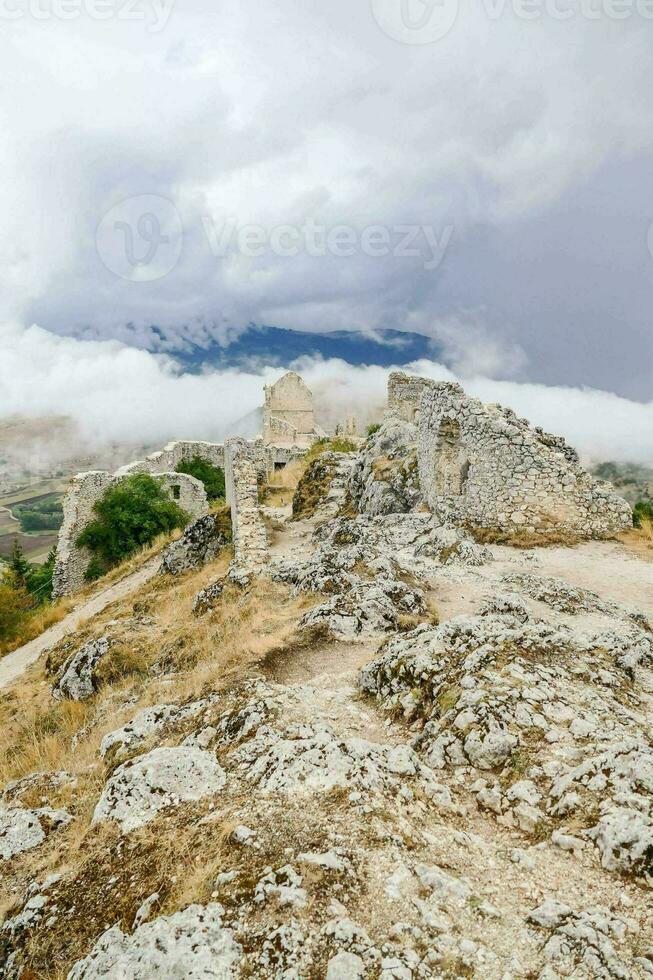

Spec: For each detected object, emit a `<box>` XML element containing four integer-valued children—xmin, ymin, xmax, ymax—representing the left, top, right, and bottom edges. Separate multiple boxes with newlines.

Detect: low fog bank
<box><xmin>2</xmin><ymin>322</ymin><xmax>652</xmax><ymax>469</ymax></box>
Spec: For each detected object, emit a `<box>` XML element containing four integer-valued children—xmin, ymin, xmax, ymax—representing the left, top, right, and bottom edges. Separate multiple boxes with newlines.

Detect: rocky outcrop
<box><xmin>360</xmin><ymin>606</ymin><xmax>653</xmax><ymax>881</ymax></box>
<box><xmin>292</xmin><ymin>452</ymin><xmax>355</xmax><ymax>521</ymax></box>
<box><xmin>159</xmin><ymin>512</ymin><xmax>230</xmax><ymax>576</ymax></box>
<box><xmin>299</xmin><ymin>577</ymin><xmax>427</xmax><ymax>641</ymax></box>
<box><xmin>0</xmin><ymin>806</ymin><xmax>71</xmax><ymax>861</ymax></box>
<box><xmin>67</xmin><ymin>904</ymin><xmax>241</xmax><ymax>979</ymax></box>
<box><xmin>52</xmin><ymin>637</ymin><xmax>110</xmax><ymax>701</ymax></box>
<box><xmin>231</xmin><ymin>720</ymin><xmax>452</xmax><ymax>805</ymax></box>
<box><xmin>348</xmin><ymin>417</ymin><xmax>421</xmax><ymax>516</ymax></box>
<box><xmin>99</xmin><ymin>696</ymin><xmax>220</xmax><ymax>762</ymax></box>
<box><xmin>92</xmin><ymin>746</ymin><xmax>226</xmax><ymax>832</ymax></box>
<box><xmin>192</xmin><ymin>578</ymin><xmax>225</xmax><ymax>614</ymax></box>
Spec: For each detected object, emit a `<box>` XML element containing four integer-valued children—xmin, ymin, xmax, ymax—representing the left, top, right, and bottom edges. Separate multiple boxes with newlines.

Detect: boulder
<box><xmin>92</xmin><ymin>746</ymin><xmax>226</xmax><ymax>832</ymax></box>
<box><xmin>52</xmin><ymin>637</ymin><xmax>110</xmax><ymax>702</ymax></box>
<box><xmin>159</xmin><ymin>513</ymin><xmax>230</xmax><ymax>576</ymax></box>
<box><xmin>0</xmin><ymin>806</ymin><xmax>71</xmax><ymax>861</ymax></box>
<box><xmin>67</xmin><ymin>903</ymin><xmax>241</xmax><ymax>979</ymax></box>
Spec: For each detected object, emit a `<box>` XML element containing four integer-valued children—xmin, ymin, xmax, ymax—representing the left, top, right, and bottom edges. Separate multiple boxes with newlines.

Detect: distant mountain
<box><xmin>592</xmin><ymin>461</ymin><xmax>653</xmax><ymax>506</ymax></box>
<box><xmin>162</xmin><ymin>325</ymin><xmax>441</xmax><ymax>373</ymax></box>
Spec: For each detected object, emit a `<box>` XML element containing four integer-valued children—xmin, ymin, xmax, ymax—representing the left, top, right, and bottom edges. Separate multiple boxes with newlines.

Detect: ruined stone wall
<box><xmin>262</xmin><ymin>371</ymin><xmax>324</xmax><ymax>448</ymax></box>
<box><xmin>224</xmin><ymin>438</ymin><xmax>269</xmax><ymax>578</ymax></box>
<box><xmin>53</xmin><ymin>472</ymin><xmax>208</xmax><ymax>597</ymax></box>
<box><xmin>116</xmin><ymin>438</ymin><xmax>300</xmax><ymax>482</ymax></box>
<box><xmin>416</xmin><ymin>380</ymin><xmax>632</xmax><ymax>539</ymax></box>
<box><xmin>52</xmin><ymin>471</ymin><xmax>115</xmax><ymax>598</ymax></box>
<box><xmin>116</xmin><ymin>441</ymin><xmax>225</xmax><ymax>477</ymax></box>
<box><xmin>387</xmin><ymin>372</ymin><xmax>435</xmax><ymax>422</ymax></box>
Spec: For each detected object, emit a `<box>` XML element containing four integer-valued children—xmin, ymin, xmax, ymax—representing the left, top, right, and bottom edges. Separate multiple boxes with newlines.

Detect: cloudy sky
<box><xmin>2</xmin><ymin>0</ymin><xmax>653</xmax><ymax>455</ymax></box>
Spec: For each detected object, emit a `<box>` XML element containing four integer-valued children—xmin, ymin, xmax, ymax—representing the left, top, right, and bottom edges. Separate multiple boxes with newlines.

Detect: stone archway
<box><xmin>434</xmin><ymin>418</ymin><xmax>469</xmax><ymax>496</ymax></box>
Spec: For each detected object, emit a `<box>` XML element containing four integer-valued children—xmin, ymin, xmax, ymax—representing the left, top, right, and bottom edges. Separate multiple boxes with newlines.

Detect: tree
<box><xmin>9</xmin><ymin>539</ymin><xmax>31</xmax><ymax>589</ymax></box>
<box><xmin>76</xmin><ymin>474</ymin><xmax>189</xmax><ymax>580</ymax></box>
<box><xmin>0</xmin><ymin>580</ymin><xmax>31</xmax><ymax>645</ymax></box>
<box><xmin>27</xmin><ymin>548</ymin><xmax>56</xmax><ymax>603</ymax></box>
<box><xmin>175</xmin><ymin>456</ymin><xmax>225</xmax><ymax>502</ymax></box>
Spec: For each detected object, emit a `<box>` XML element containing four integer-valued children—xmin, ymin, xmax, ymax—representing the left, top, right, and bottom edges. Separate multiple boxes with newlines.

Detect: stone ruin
<box><xmin>262</xmin><ymin>372</ymin><xmax>325</xmax><ymax>448</ymax></box>
<box><xmin>52</xmin><ymin>375</ymin><xmax>320</xmax><ymax>596</ymax></box>
<box><xmin>387</xmin><ymin>372</ymin><xmax>631</xmax><ymax>538</ymax></box>
<box><xmin>52</xmin><ymin>369</ymin><xmax>632</xmax><ymax>598</ymax></box>
<box><xmin>224</xmin><ymin>438</ymin><xmax>270</xmax><ymax>581</ymax></box>
<box><xmin>52</xmin><ymin>470</ymin><xmax>208</xmax><ymax>598</ymax></box>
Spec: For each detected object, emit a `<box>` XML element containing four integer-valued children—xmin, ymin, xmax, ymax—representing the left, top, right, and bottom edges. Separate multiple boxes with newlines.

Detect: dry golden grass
<box><xmin>469</xmin><ymin>524</ymin><xmax>582</xmax><ymax>549</ymax></box>
<box><xmin>0</xmin><ymin>530</ymin><xmax>183</xmax><ymax>661</ymax></box>
<box><xmin>617</xmin><ymin>517</ymin><xmax>653</xmax><ymax>561</ymax></box>
<box><xmin>0</xmin><ymin>545</ymin><xmax>311</xmax><ymax>800</ymax></box>
<box><xmin>0</xmin><ymin>535</ymin><xmax>318</xmax><ymax>978</ymax></box>
<box><xmin>0</xmin><ymin>597</ymin><xmax>74</xmax><ymax>658</ymax></box>
<box><xmin>259</xmin><ymin>459</ymin><xmax>305</xmax><ymax>508</ymax></box>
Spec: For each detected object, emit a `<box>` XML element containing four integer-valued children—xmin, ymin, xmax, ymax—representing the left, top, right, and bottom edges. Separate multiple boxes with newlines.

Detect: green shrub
<box><xmin>367</xmin><ymin>423</ymin><xmax>381</xmax><ymax>437</ymax></box>
<box><xmin>633</xmin><ymin>499</ymin><xmax>653</xmax><ymax>528</ymax></box>
<box><xmin>175</xmin><ymin>456</ymin><xmax>225</xmax><ymax>502</ymax></box>
<box><xmin>76</xmin><ymin>474</ymin><xmax>189</xmax><ymax>579</ymax></box>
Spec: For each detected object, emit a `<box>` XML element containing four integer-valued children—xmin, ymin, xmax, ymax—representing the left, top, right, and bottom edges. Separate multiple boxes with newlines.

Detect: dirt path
<box><xmin>0</xmin><ymin>558</ymin><xmax>160</xmax><ymax>691</ymax></box>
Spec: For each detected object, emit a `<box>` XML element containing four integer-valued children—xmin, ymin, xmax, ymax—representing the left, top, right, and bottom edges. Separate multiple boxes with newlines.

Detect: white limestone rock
<box><xmin>92</xmin><ymin>746</ymin><xmax>226</xmax><ymax>832</ymax></box>
<box><xmin>67</xmin><ymin>903</ymin><xmax>241</xmax><ymax>979</ymax></box>
<box><xmin>231</xmin><ymin>721</ymin><xmax>452</xmax><ymax>805</ymax></box>
<box><xmin>0</xmin><ymin>806</ymin><xmax>71</xmax><ymax>861</ymax></box>
<box><xmin>99</xmin><ymin>697</ymin><xmax>219</xmax><ymax>761</ymax></box>
<box><xmin>159</xmin><ymin>514</ymin><xmax>229</xmax><ymax>576</ymax></box>
<box><xmin>326</xmin><ymin>951</ymin><xmax>366</xmax><ymax>979</ymax></box>
<box><xmin>348</xmin><ymin>417</ymin><xmax>421</xmax><ymax>516</ymax></box>
<box><xmin>52</xmin><ymin>637</ymin><xmax>110</xmax><ymax>701</ymax></box>
<box><xmin>299</xmin><ymin>577</ymin><xmax>427</xmax><ymax>641</ymax></box>
<box><xmin>533</xmin><ymin>906</ymin><xmax>632</xmax><ymax>979</ymax></box>
<box><xmin>193</xmin><ymin>578</ymin><xmax>226</xmax><ymax>615</ymax></box>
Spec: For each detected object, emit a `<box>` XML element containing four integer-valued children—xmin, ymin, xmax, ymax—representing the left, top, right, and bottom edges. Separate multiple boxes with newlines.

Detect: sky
<box><xmin>2</xmin><ymin>0</ymin><xmax>653</xmax><ymax>454</ymax></box>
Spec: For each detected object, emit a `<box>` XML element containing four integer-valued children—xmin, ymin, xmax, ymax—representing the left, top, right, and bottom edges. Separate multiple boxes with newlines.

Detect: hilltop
<box><xmin>0</xmin><ymin>378</ymin><xmax>652</xmax><ymax>979</ymax></box>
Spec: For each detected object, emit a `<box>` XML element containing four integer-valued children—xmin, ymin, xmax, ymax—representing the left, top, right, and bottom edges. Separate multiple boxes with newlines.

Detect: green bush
<box><xmin>175</xmin><ymin>456</ymin><xmax>225</xmax><ymax>502</ymax></box>
<box><xmin>633</xmin><ymin>499</ymin><xmax>653</xmax><ymax>528</ymax></box>
<box><xmin>76</xmin><ymin>474</ymin><xmax>189</xmax><ymax>579</ymax></box>
<box><xmin>367</xmin><ymin>423</ymin><xmax>381</xmax><ymax>437</ymax></box>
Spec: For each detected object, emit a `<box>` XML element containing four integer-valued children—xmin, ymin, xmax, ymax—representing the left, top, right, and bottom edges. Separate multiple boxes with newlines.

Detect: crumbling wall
<box><xmin>117</xmin><ymin>438</ymin><xmax>300</xmax><ymax>482</ymax></box>
<box><xmin>416</xmin><ymin>380</ymin><xmax>631</xmax><ymax>539</ymax></box>
<box><xmin>116</xmin><ymin>441</ymin><xmax>225</xmax><ymax>477</ymax></box>
<box><xmin>262</xmin><ymin>372</ymin><xmax>324</xmax><ymax>448</ymax></box>
<box><xmin>53</xmin><ymin>472</ymin><xmax>208</xmax><ymax>597</ymax></box>
<box><xmin>224</xmin><ymin>438</ymin><xmax>269</xmax><ymax>578</ymax></box>
<box><xmin>52</xmin><ymin>471</ymin><xmax>115</xmax><ymax>599</ymax></box>
<box><xmin>387</xmin><ymin>372</ymin><xmax>435</xmax><ymax>423</ymax></box>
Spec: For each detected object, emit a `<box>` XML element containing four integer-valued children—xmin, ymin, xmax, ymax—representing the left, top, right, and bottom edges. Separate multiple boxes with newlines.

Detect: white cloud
<box><xmin>2</xmin><ymin>320</ymin><xmax>652</xmax><ymax>466</ymax></box>
<box><xmin>1</xmin><ymin>1</ymin><xmax>653</xmax><ymax>399</ymax></box>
